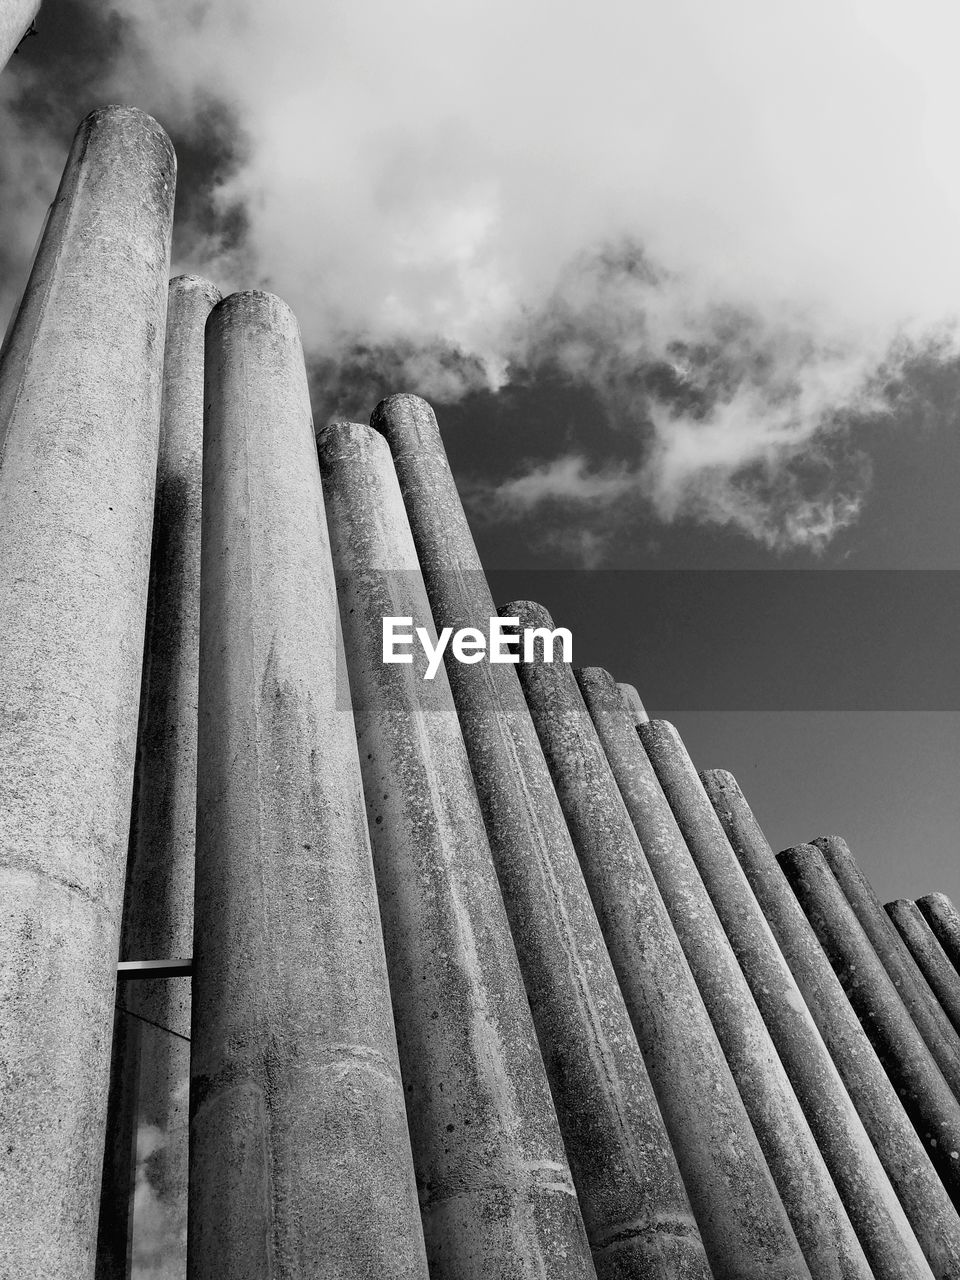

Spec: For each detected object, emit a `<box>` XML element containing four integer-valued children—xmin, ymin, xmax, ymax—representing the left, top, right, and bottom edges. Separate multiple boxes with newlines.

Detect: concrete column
<box><xmin>96</xmin><ymin>276</ymin><xmax>221</xmax><ymax>1279</ymax></box>
<box><xmin>617</xmin><ymin>682</ymin><xmax>649</xmax><ymax>726</ymax></box>
<box><xmin>704</xmin><ymin>769</ymin><xmax>957</xmax><ymax>1279</ymax></box>
<box><xmin>632</xmin><ymin>718</ymin><xmax>925</xmax><ymax>1280</ymax></box>
<box><xmin>0</xmin><ymin>106</ymin><xmax>174</xmax><ymax>1279</ymax></box>
<box><xmin>814</xmin><ymin>836</ymin><xmax>960</xmax><ymax>1099</ymax></box>
<box><xmin>919</xmin><ymin>895</ymin><xmax>960</xmax><ymax>976</ymax></box>
<box><xmin>0</xmin><ymin>0</ymin><xmax>39</xmax><ymax>73</ymax></box>
<box><xmin>370</xmin><ymin>395</ymin><xmax>709</xmax><ymax>1280</ymax></box>
<box><xmin>636</xmin><ymin>718</ymin><xmax>870</xmax><ymax>1280</ymax></box>
<box><xmin>316</xmin><ymin>421</ymin><xmax>593</xmax><ymax>1280</ymax></box>
<box><xmin>191</xmin><ymin>295</ymin><xmax>427</xmax><ymax>1280</ymax></box>
<box><xmin>520</xmin><ymin>654</ymin><xmax>809</xmax><ymax>1279</ymax></box>
<box><xmin>779</xmin><ymin>843</ymin><xmax>960</xmax><ymax>1208</ymax></box>
<box><xmin>887</xmin><ymin>900</ymin><xmax>960</xmax><ymax>1037</ymax></box>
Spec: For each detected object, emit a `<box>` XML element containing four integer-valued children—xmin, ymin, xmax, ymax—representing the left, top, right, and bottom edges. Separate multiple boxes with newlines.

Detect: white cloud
<box><xmin>129</xmin><ymin>1123</ymin><xmax>186</xmax><ymax>1280</ymax></box>
<box><xmin>4</xmin><ymin>0</ymin><xmax>959</xmax><ymax>549</ymax></box>
<box><xmin>488</xmin><ymin>454</ymin><xmax>637</xmax><ymax>514</ymax></box>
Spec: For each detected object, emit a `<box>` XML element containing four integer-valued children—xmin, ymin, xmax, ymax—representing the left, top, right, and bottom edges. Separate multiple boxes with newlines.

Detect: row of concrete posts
<box><xmin>2</xmin><ymin>106</ymin><xmax>960</xmax><ymax>1280</ymax></box>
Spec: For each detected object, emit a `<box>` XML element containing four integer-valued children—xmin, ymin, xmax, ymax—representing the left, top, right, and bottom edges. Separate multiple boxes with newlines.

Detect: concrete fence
<box><xmin>2</xmin><ymin>108</ymin><xmax>960</xmax><ymax>1280</ymax></box>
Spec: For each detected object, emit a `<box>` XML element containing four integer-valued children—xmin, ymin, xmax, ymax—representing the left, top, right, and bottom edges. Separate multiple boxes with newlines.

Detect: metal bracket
<box><xmin>116</xmin><ymin>958</ymin><xmax>192</xmax><ymax>980</ymax></box>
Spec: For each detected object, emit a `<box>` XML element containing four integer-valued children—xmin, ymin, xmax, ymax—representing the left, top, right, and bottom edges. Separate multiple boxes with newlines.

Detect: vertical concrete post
<box><xmin>813</xmin><ymin>836</ymin><xmax>960</xmax><ymax>1098</ymax></box>
<box><xmin>634</xmin><ymin>718</ymin><xmax>869</xmax><ymax>1280</ymax></box>
<box><xmin>517</xmin><ymin>652</ymin><xmax>809</xmax><ymax>1279</ymax></box>
<box><xmin>0</xmin><ymin>0</ymin><xmax>40</xmax><ymax>73</ymax></box>
<box><xmin>704</xmin><ymin>769</ymin><xmax>956</xmax><ymax>1279</ymax></box>
<box><xmin>779</xmin><ymin>843</ymin><xmax>960</xmax><ymax>1207</ymax></box>
<box><xmin>0</xmin><ymin>106</ymin><xmax>174</xmax><ymax>1279</ymax></box>
<box><xmin>629</xmin><ymin>719</ymin><xmax>924</xmax><ymax>1280</ymax></box>
<box><xmin>96</xmin><ymin>276</ymin><xmax>221</xmax><ymax>1279</ymax></box>
<box><xmin>887</xmin><ymin>901</ymin><xmax>960</xmax><ymax>1037</ymax></box>
<box><xmin>370</xmin><ymin>395</ymin><xmax>709</xmax><ymax>1280</ymax></box>
<box><xmin>919</xmin><ymin>895</ymin><xmax>960</xmax><ymax>976</ymax></box>
<box><xmin>316</xmin><ymin>422</ymin><xmax>593</xmax><ymax>1280</ymax></box>
<box><xmin>617</xmin><ymin>682</ymin><xmax>649</xmax><ymax>726</ymax></box>
<box><xmin>191</xmin><ymin>295</ymin><xmax>427</xmax><ymax>1280</ymax></box>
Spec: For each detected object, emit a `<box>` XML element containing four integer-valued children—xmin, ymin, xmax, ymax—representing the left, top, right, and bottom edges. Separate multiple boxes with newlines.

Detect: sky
<box><xmin>4</xmin><ymin>0</ymin><xmax>956</xmax><ymax>901</ymax></box>
<box><xmin>4</xmin><ymin>3</ymin><xmax>960</xmax><ymax>1275</ymax></box>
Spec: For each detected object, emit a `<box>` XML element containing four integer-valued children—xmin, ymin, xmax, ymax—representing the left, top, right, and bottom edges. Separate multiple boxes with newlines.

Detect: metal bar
<box><xmin>116</xmin><ymin>959</ymin><xmax>192</xmax><ymax>980</ymax></box>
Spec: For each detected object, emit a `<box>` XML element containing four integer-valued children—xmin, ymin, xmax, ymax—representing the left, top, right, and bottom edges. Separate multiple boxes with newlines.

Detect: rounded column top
<box><xmin>575</xmin><ymin>666</ymin><xmax>616</xmax><ymax>691</ymax></box>
<box><xmin>370</xmin><ymin>393</ymin><xmax>443</xmax><ymax>454</ymax></box>
<box><xmin>919</xmin><ymin>892</ymin><xmax>953</xmax><ymax>912</ymax></box>
<box><xmin>169</xmin><ymin>274</ymin><xmax>222</xmax><ymax>304</ymax></box>
<box><xmin>701</xmin><ymin>768</ymin><xmax>740</xmax><ymax>792</ymax></box>
<box><xmin>208</xmin><ymin>289</ymin><xmax>300</xmax><ymax>331</ymax></box>
<box><xmin>497</xmin><ymin>599</ymin><xmax>555</xmax><ymax>632</ymax></box>
<box><xmin>78</xmin><ymin>104</ymin><xmax>176</xmax><ymax>177</ymax></box>
<box><xmin>316</xmin><ymin>418</ymin><xmax>387</xmax><ymax>455</ymax></box>
<box><xmin>778</xmin><ymin>842</ymin><xmax>827</xmax><ymax>872</ymax></box>
<box><xmin>616</xmin><ymin>681</ymin><xmax>649</xmax><ymax>725</ymax></box>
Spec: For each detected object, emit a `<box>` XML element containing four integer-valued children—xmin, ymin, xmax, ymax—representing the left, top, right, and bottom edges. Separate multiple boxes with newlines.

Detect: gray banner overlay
<box><xmin>334</xmin><ymin>570</ymin><xmax>960</xmax><ymax>711</ymax></box>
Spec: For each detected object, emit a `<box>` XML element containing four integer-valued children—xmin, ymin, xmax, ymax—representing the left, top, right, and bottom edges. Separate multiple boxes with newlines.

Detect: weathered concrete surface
<box><xmin>531</xmin><ymin>658</ymin><xmax>808</xmax><ymax>1279</ymax></box>
<box><xmin>639</xmin><ymin>736</ymin><xmax>925</xmax><ymax>1280</ymax></box>
<box><xmin>0</xmin><ymin>106</ymin><xmax>174</xmax><ymax>1279</ymax></box>
<box><xmin>779</xmin><ymin>843</ymin><xmax>960</xmax><ymax>1208</ymax></box>
<box><xmin>638</xmin><ymin>719</ymin><xmax>870</xmax><ymax>1280</ymax></box>
<box><xmin>705</xmin><ymin>770</ymin><xmax>954</xmax><ymax>1279</ymax></box>
<box><xmin>96</xmin><ymin>276</ymin><xmax>221</xmax><ymax>1280</ymax></box>
<box><xmin>617</xmin><ymin>683</ymin><xmax>649</xmax><ymax>726</ymax></box>
<box><xmin>316</xmin><ymin>420</ymin><xmax>593</xmax><ymax>1280</ymax></box>
<box><xmin>814</xmin><ymin>836</ymin><xmax>960</xmax><ymax>1099</ymax></box>
<box><xmin>370</xmin><ymin>394</ymin><xmax>708</xmax><ymax>1280</ymax></box>
<box><xmin>919</xmin><ymin>895</ymin><xmax>960</xmax><ymax>977</ymax></box>
<box><xmin>191</xmin><ymin>296</ymin><xmax>427</xmax><ymax>1280</ymax></box>
<box><xmin>0</xmin><ymin>0</ymin><xmax>39</xmax><ymax>72</ymax></box>
<box><xmin>888</xmin><ymin>900</ymin><xmax>960</xmax><ymax>1037</ymax></box>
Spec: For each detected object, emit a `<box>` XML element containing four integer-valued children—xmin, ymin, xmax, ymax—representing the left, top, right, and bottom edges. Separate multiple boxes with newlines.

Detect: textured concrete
<box><xmin>705</xmin><ymin>770</ymin><xmax>956</xmax><ymax>1279</ymax></box>
<box><xmin>638</xmin><ymin>719</ymin><xmax>870</xmax><ymax>1280</ymax></box>
<box><xmin>96</xmin><ymin>276</ymin><xmax>220</xmax><ymax>1279</ymax></box>
<box><xmin>636</xmin><ymin>735</ymin><xmax>926</xmax><ymax>1280</ymax></box>
<box><xmin>0</xmin><ymin>0</ymin><xmax>39</xmax><ymax>72</ymax></box>
<box><xmin>531</xmin><ymin>658</ymin><xmax>810</xmax><ymax>1279</ymax></box>
<box><xmin>779</xmin><ymin>843</ymin><xmax>960</xmax><ymax>1208</ymax></box>
<box><xmin>317</xmin><ymin>420</ymin><xmax>594</xmax><ymax>1280</ymax></box>
<box><xmin>617</xmin><ymin>682</ymin><xmax>649</xmax><ymax>726</ymax></box>
<box><xmin>887</xmin><ymin>900</ymin><xmax>960</xmax><ymax>1037</ymax></box>
<box><xmin>919</xmin><ymin>895</ymin><xmax>960</xmax><ymax>976</ymax></box>
<box><xmin>0</xmin><ymin>106</ymin><xmax>174</xmax><ymax>1278</ymax></box>
<box><xmin>190</xmin><ymin>295</ymin><xmax>427</xmax><ymax>1279</ymax></box>
<box><xmin>371</xmin><ymin>394</ymin><xmax>710</xmax><ymax>1280</ymax></box>
<box><xmin>814</xmin><ymin>836</ymin><xmax>960</xmax><ymax>1099</ymax></box>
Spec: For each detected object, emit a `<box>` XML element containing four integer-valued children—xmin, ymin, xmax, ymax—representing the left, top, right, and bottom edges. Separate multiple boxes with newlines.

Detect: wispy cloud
<box><xmin>129</xmin><ymin>1123</ymin><xmax>186</xmax><ymax>1280</ymax></box>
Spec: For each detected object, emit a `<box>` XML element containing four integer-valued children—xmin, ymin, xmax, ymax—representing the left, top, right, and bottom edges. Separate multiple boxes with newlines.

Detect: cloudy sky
<box><xmin>4</xmin><ymin>3</ymin><xmax>958</xmax><ymax>899</ymax></box>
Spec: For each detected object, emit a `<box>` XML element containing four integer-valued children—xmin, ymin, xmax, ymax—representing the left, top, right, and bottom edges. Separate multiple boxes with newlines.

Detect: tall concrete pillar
<box><xmin>631</xmin><ymin>717</ymin><xmax>869</xmax><ymax>1279</ymax></box>
<box><xmin>813</xmin><ymin>836</ymin><xmax>960</xmax><ymax>1099</ymax></box>
<box><xmin>191</xmin><ymin>295</ymin><xmax>428</xmax><ymax>1280</ymax></box>
<box><xmin>316</xmin><ymin>421</ymin><xmax>594</xmax><ymax>1280</ymax></box>
<box><xmin>515</xmin><ymin>652</ymin><xmax>809</xmax><ymax>1279</ymax></box>
<box><xmin>96</xmin><ymin>275</ymin><xmax>221</xmax><ymax>1279</ymax></box>
<box><xmin>0</xmin><ymin>106</ymin><xmax>174</xmax><ymax>1279</ymax></box>
<box><xmin>631</xmin><ymin>717</ymin><xmax>924</xmax><ymax>1280</ymax></box>
<box><xmin>887</xmin><ymin>900</ymin><xmax>960</xmax><ymax>1037</ymax></box>
<box><xmin>617</xmin><ymin>682</ymin><xmax>649</xmax><ymax>726</ymax></box>
<box><xmin>704</xmin><ymin>769</ymin><xmax>957</xmax><ymax>1279</ymax></box>
<box><xmin>370</xmin><ymin>395</ymin><xmax>709</xmax><ymax>1279</ymax></box>
<box><xmin>0</xmin><ymin>0</ymin><xmax>39</xmax><ymax>73</ymax></box>
<box><xmin>919</xmin><ymin>895</ymin><xmax>960</xmax><ymax>976</ymax></box>
<box><xmin>779</xmin><ymin>843</ymin><xmax>960</xmax><ymax>1208</ymax></box>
